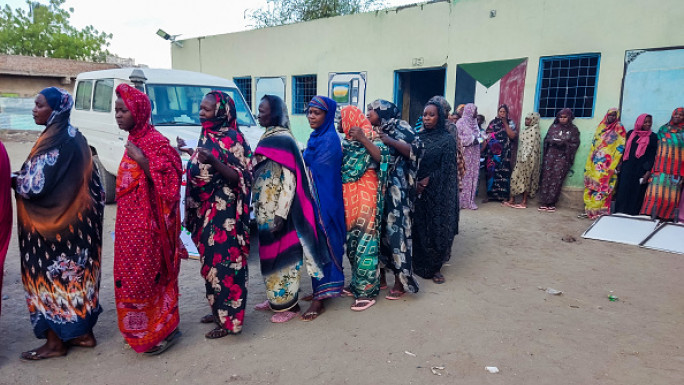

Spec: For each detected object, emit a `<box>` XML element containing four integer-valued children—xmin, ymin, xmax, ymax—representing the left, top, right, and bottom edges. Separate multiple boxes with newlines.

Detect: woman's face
<box><xmin>641</xmin><ymin>116</ymin><xmax>653</xmax><ymax>131</ymax></box>
<box><xmin>525</xmin><ymin>117</ymin><xmax>532</xmax><ymax>126</ymax></box>
<box><xmin>606</xmin><ymin>111</ymin><xmax>617</xmax><ymax>124</ymax></box>
<box><xmin>422</xmin><ymin>104</ymin><xmax>439</xmax><ymax>130</ymax></box>
<box><xmin>498</xmin><ymin>107</ymin><xmax>507</xmax><ymax>119</ymax></box>
<box><xmin>672</xmin><ymin>110</ymin><xmax>684</xmax><ymax>125</ymax></box>
<box><xmin>307</xmin><ymin>107</ymin><xmax>326</xmax><ymax>129</ymax></box>
<box><xmin>114</xmin><ymin>97</ymin><xmax>135</xmax><ymax>132</ymax></box>
<box><xmin>558</xmin><ymin>114</ymin><xmax>569</xmax><ymax>124</ymax></box>
<box><xmin>199</xmin><ymin>96</ymin><xmax>217</xmax><ymax>120</ymax></box>
<box><xmin>366</xmin><ymin>109</ymin><xmax>381</xmax><ymax>126</ymax></box>
<box><xmin>257</xmin><ymin>99</ymin><xmax>271</xmax><ymax>128</ymax></box>
<box><xmin>32</xmin><ymin>94</ymin><xmax>53</xmax><ymax>126</ymax></box>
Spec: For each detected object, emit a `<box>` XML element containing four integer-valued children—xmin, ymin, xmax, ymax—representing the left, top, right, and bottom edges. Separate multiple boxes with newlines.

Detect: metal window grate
<box><xmin>292</xmin><ymin>75</ymin><xmax>317</xmax><ymax>114</ymax></box>
<box><xmin>233</xmin><ymin>77</ymin><xmax>252</xmax><ymax>109</ymax></box>
<box><xmin>536</xmin><ymin>54</ymin><xmax>600</xmax><ymax>118</ymax></box>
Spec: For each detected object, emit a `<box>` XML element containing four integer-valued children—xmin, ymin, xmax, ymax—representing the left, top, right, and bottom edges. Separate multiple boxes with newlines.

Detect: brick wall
<box><xmin>0</xmin><ymin>55</ymin><xmax>122</xmax><ymax>97</ymax></box>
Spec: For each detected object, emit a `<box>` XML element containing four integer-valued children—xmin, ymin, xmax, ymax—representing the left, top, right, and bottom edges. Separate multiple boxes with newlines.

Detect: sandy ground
<box><xmin>0</xmin><ymin>131</ymin><xmax>683</xmax><ymax>385</ymax></box>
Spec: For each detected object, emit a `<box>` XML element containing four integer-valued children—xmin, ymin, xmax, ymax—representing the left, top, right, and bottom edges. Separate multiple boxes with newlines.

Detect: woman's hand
<box><xmin>417</xmin><ymin>176</ymin><xmax>430</xmax><ymax>195</ymax></box>
<box><xmin>125</xmin><ymin>141</ymin><xmax>146</xmax><ymax>164</ymax></box>
<box><xmin>197</xmin><ymin>148</ymin><xmax>216</xmax><ymax>166</ymax></box>
<box><xmin>176</xmin><ymin>136</ymin><xmax>194</xmax><ymax>156</ymax></box>
<box><xmin>378</xmin><ymin>132</ymin><xmax>393</xmax><ymax>146</ymax></box>
<box><xmin>348</xmin><ymin>126</ymin><xmax>367</xmax><ymax>143</ymax></box>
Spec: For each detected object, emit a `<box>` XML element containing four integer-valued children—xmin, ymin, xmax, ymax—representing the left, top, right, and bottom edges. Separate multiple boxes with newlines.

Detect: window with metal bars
<box><xmin>536</xmin><ymin>54</ymin><xmax>600</xmax><ymax>118</ymax></box>
<box><xmin>233</xmin><ymin>77</ymin><xmax>252</xmax><ymax>109</ymax></box>
<box><xmin>292</xmin><ymin>75</ymin><xmax>317</xmax><ymax>114</ymax></box>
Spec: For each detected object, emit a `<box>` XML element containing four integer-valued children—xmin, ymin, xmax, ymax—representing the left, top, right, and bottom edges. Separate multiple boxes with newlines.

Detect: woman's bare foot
<box><xmin>67</xmin><ymin>331</ymin><xmax>97</xmax><ymax>348</ymax></box>
<box><xmin>301</xmin><ymin>300</ymin><xmax>324</xmax><ymax>321</ymax></box>
<box><xmin>20</xmin><ymin>330</ymin><xmax>68</xmax><ymax>361</ymax></box>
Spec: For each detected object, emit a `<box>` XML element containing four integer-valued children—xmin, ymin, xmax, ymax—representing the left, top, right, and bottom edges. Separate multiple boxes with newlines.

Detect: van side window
<box><xmin>75</xmin><ymin>81</ymin><xmax>93</xmax><ymax>110</ymax></box>
<box><xmin>93</xmin><ymin>79</ymin><xmax>114</xmax><ymax>112</ymax></box>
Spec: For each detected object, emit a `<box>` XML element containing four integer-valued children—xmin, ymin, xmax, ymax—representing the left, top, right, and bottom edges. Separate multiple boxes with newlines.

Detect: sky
<box><xmin>5</xmin><ymin>0</ymin><xmax>419</xmax><ymax>68</ymax></box>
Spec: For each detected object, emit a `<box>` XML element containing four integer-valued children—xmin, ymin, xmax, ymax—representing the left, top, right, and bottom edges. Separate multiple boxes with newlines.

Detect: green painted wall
<box><xmin>172</xmin><ymin>0</ymin><xmax>682</xmax><ymax>190</ymax></box>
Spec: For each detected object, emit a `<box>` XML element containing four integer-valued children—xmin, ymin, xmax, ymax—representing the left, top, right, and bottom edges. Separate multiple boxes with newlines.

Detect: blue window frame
<box><xmin>535</xmin><ymin>54</ymin><xmax>600</xmax><ymax>118</ymax></box>
<box><xmin>292</xmin><ymin>75</ymin><xmax>317</xmax><ymax>114</ymax></box>
<box><xmin>233</xmin><ymin>77</ymin><xmax>252</xmax><ymax>109</ymax></box>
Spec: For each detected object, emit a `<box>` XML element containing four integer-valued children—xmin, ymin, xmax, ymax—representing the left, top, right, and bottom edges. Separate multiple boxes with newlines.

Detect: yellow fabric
<box><xmin>583</xmin><ymin>108</ymin><xmax>627</xmax><ymax>218</ymax></box>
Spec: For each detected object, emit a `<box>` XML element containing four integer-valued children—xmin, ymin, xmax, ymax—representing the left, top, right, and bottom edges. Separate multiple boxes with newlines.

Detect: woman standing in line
<box><xmin>640</xmin><ymin>107</ymin><xmax>684</xmax><ymax>220</ymax></box>
<box><xmin>506</xmin><ymin>112</ymin><xmax>542</xmax><ymax>209</ymax></box>
<box><xmin>613</xmin><ymin>114</ymin><xmax>658</xmax><ymax>215</ymax></box>
<box><xmin>484</xmin><ymin>104</ymin><xmax>517</xmax><ymax>203</ymax></box>
<box><xmin>185</xmin><ymin>91</ymin><xmax>252</xmax><ymax>339</ymax></box>
<box><xmin>113</xmin><ymin>84</ymin><xmax>185</xmax><ymax>355</ymax></box>
<box><xmin>301</xmin><ymin>96</ymin><xmax>346</xmax><ymax>320</ymax></box>
<box><xmin>582</xmin><ymin>108</ymin><xmax>626</xmax><ymax>219</ymax></box>
<box><xmin>412</xmin><ymin>100</ymin><xmax>459</xmax><ymax>284</ymax></box>
<box><xmin>0</xmin><ymin>140</ymin><xmax>11</xmax><ymax>318</ymax></box>
<box><xmin>339</xmin><ymin>105</ymin><xmax>390</xmax><ymax>309</ymax></box>
<box><xmin>538</xmin><ymin>108</ymin><xmax>581</xmax><ymax>212</ymax></box>
<box><xmin>457</xmin><ymin>103</ymin><xmax>481</xmax><ymax>210</ymax></box>
<box><xmin>368</xmin><ymin>99</ymin><xmax>421</xmax><ymax>296</ymax></box>
<box><xmin>252</xmin><ymin>95</ymin><xmax>331</xmax><ymax>322</ymax></box>
<box><xmin>13</xmin><ymin>87</ymin><xmax>104</xmax><ymax>360</ymax></box>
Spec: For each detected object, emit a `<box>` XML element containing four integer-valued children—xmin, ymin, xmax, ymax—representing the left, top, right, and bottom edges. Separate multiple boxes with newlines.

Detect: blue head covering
<box><xmin>39</xmin><ymin>87</ymin><xmax>64</xmax><ymax>111</ymax></box>
<box><xmin>302</xmin><ymin>95</ymin><xmax>346</xmax><ymax>287</ymax></box>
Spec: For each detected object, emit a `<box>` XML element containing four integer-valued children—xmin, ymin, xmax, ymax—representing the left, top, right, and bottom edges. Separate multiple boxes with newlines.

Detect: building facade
<box><xmin>171</xmin><ymin>0</ymin><xmax>683</xmax><ymax>202</ymax></box>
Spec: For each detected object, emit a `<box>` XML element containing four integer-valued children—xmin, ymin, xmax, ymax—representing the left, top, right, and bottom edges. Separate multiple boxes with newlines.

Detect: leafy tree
<box><xmin>0</xmin><ymin>0</ymin><xmax>112</xmax><ymax>62</ymax></box>
<box><xmin>249</xmin><ymin>0</ymin><xmax>387</xmax><ymax>28</ymax></box>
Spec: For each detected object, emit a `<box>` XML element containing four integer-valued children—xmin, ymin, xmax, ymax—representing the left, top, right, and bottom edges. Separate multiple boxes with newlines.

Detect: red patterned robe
<box><xmin>113</xmin><ymin>84</ymin><xmax>186</xmax><ymax>353</ymax></box>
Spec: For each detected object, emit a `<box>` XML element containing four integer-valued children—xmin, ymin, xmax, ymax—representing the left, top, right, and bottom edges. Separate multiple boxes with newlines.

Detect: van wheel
<box><xmin>93</xmin><ymin>155</ymin><xmax>116</xmax><ymax>204</ymax></box>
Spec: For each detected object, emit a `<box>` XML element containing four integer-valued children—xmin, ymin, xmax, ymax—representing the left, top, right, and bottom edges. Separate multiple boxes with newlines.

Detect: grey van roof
<box><xmin>76</xmin><ymin>68</ymin><xmax>236</xmax><ymax>87</ymax></box>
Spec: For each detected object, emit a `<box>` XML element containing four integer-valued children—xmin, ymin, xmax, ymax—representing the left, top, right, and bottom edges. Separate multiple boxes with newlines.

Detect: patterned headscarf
<box><xmin>554</xmin><ymin>108</ymin><xmax>574</xmax><ymax>125</ymax></box>
<box><xmin>669</xmin><ymin>107</ymin><xmax>684</xmax><ymax>128</ymax></box>
<box><xmin>31</xmin><ymin>87</ymin><xmax>75</xmax><ymax>157</ymax></box>
<box><xmin>340</xmin><ymin>105</ymin><xmax>375</xmax><ymax>140</ymax></box>
<box><xmin>623</xmin><ymin>113</ymin><xmax>652</xmax><ymax>161</ymax></box>
<box><xmin>260</xmin><ymin>94</ymin><xmax>290</xmax><ymax>129</ymax></box>
<box><xmin>39</xmin><ymin>87</ymin><xmax>73</xmax><ymax>127</ymax></box>
<box><xmin>599</xmin><ymin>108</ymin><xmax>622</xmax><ymax>131</ymax></box>
<box><xmin>368</xmin><ymin>99</ymin><xmax>401</xmax><ymax>125</ymax></box>
<box><xmin>201</xmin><ymin>91</ymin><xmax>238</xmax><ymax>136</ymax></box>
<box><xmin>525</xmin><ymin>111</ymin><xmax>541</xmax><ymax>127</ymax></box>
<box><xmin>422</xmin><ymin>100</ymin><xmax>447</xmax><ymax>132</ymax></box>
<box><xmin>428</xmin><ymin>96</ymin><xmax>452</xmax><ymax>117</ymax></box>
<box><xmin>457</xmin><ymin>103</ymin><xmax>479</xmax><ymax>134</ymax></box>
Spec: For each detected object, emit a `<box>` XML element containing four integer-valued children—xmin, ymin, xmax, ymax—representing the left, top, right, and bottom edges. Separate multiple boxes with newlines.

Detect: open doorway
<box><xmin>394</xmin><ymin>67</ymin><xmax>446</xmax><ymax>126</ymax></box>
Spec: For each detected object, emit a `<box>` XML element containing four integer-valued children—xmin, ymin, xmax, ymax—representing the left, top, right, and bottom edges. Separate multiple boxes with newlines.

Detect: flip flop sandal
<box><xmin>432</xmin><ymin>273</ymin><xmax>445</xmax><ymax>284</ymax></box>
<box><xmin>385</xmin><ymin>290</ymin><xmax>406</xmax><ymax>300</ymax></box>
<box><xmin>350</xmin><ymin>299</ymin><xmax>376</xmax><ymax>311</ymax></box>
<box><xmin>19</xmin><ymin>350</ymin><xmax>66</xmax><ymax>361</ymax></box>
<box><xmin>253</xmin><ymin>300</ymin><xmax>271</xmax><ymax>311</ymax></box>
<box><xmin>502</xmin><ymin>201</ymin><xmax>514</xmax><ymax>207</ymax></box>
<box><xmin>205</xmin><ymin>327</ymin><xmax>230</xmax><ymax>339</ymax></box>
<box><xmin>512</xmin><ymin>204</ymin><xmax>527</xmax><ymax>209</ymax></box>
<box><xmin>341</xmin><ymin>288</ymin><xmax>354</xmax><ymax>297</ymax></box>
<box><xmin>271</xmin><ymin>311</ymin><xmax>298</xmax><ymax>323</ymax></box>
<box><xmin>199</xmin><ymin>314</ymin><xmax>215</xmax><ymax>323</ymax></box>
<box><xmin>538</xmin><ymin>206</ymin><xmax>548</xmax><ymax>212</ymax></box>
<box><xmin>144</xmin><ymin>329</ymin><xmax>182</xmax><ymax>355</ymax></box>
<box><xmin>300</xmin><ymin>307</ymin><xmax>326</xmax><ymax>322</ymax></box>
<box><xmin>547</xmin><ymin>207</ymin><xmax>557</xmax><ymax>212</ymax></box>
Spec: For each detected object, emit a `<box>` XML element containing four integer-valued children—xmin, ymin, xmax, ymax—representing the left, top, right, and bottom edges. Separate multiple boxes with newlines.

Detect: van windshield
<box><xmin>146</xmin><ymin>84</ymin><xmax>255</xmax><ymax>127</ymax></box>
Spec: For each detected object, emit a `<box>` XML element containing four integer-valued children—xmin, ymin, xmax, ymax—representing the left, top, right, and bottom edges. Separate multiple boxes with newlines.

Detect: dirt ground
<box><xmin>1</xmin><ymin>132</ymin><xmax>683</xmax><ymax>385</ymax></box>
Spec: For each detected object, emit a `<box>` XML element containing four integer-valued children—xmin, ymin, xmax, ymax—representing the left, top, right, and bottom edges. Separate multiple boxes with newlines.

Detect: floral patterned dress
<box><xmin>185</xmin><ymin>92</ymin><xmax>252</xmax><ymax>334</ymax></box>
